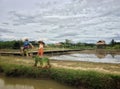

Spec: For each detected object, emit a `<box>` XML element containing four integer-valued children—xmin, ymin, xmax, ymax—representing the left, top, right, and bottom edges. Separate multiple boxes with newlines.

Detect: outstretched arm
<box><xmin>29</xmin><ymin>43</ymin><xmax>34</xmax><ymax>48</ymax></box>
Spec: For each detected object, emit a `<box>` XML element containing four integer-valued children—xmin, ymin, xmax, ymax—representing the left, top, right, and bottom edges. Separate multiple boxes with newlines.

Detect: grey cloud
<box><xmin>9</xmin><ymin>11</ymin><xmax>39</xmax><ymax>25</ymax></box>
<box><xmin>35</xmin><ymin>29</ymin><xmax>48</xmax><ymax>33</ymax></box>
<box><xmin>97</xmin><ymin>7</ymin><xmax>120</xmax><ymax>18</ymax></box>
<box><xmin>2</xmin><ymin>22</ymin><xmax>9</xmax><ymax>25</ymax></box>
<box><xmin>55</xmin><ymin>32</ymin><xmax>79</xmax><ymax>38</ymax></box>
<box><xmin>0</xmin><ymin>28</ymin><xmax>14</xmax><ymax>33</ymax></box>
<box><xmin>111</xmin><ymin>33</ymin><xmax>120</xmax><ymax>40</ymax></box>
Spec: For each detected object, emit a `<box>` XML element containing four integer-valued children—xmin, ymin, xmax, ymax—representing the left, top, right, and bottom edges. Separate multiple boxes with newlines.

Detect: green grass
<box><xmin>0</xmin><ymin>63</ymin><xmax>120</xmax><ymax>89</ymax></box>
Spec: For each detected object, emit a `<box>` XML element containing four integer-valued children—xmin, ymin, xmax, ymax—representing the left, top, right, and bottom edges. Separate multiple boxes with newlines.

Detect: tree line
<box><xmin>0</xmin><ymin>39</ymin><xmax>120</xmax><ymax>50</ymax></box>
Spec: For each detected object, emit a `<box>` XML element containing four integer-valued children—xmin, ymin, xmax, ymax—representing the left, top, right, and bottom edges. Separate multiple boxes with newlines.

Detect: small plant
<box><xmin>33</xmin><ymin>55</ymin><xmax>51</xmax><ymax>68</ymax></box>
<box><xmin>42</xmin><ymin>57</ymin><xmax>51</xmax><ymax>68</ymax></box>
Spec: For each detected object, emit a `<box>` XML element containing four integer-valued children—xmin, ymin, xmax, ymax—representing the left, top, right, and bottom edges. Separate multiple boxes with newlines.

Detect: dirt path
<box><xmin>51</xmin><ymin>60</ymin><xmax>120</xmax><ymax>74</ymax></box>
<box><xmin>0</xmin><ymin>54</ymin><xmax>120</xmax><ymax>75</ymax></box>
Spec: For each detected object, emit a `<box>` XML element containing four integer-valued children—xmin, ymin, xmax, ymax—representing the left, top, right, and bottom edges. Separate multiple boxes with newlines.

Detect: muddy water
<box><xmin>0</xmin><ymin>75</ymin><xmax>76</xmax><ymax>89</ymax></box>
<box><xmin>50</xmin><ymin>51</ymin><xmax>120</xmax><ymax>64</ymax></box>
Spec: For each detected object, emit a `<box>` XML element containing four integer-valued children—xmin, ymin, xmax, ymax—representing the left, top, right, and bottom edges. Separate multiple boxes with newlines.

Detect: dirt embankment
<box><xmin>0</xmin><ymin>55</ymin><xmax>120</xmax><ymax>75</ymax></box>
<box><xmin>0</xmin><ymin>49</ymin><xmax>120</xmax><ymax>74</ymax></box>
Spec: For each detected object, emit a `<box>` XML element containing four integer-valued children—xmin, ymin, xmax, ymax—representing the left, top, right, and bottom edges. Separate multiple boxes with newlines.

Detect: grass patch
<box><xmin>0</xmin><ymin>63</ymin><xmax>119</xmax><ymax>89</ymax></box>
<box><xmin>0</xmin><ymin>63</ymin><xmax>50</xmax><ymax>78</ymax></box>
<box><xmin>50</xmin><ymin>68</ymin><xmax>120</xmax><ymax>89</ymax></box>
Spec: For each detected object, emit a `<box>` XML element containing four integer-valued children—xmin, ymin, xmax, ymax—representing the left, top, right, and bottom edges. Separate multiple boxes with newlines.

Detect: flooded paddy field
<box><xmin>50</xmin><ymin>50</ymin><xmax>120</xmax><ymax>64</ymax></box>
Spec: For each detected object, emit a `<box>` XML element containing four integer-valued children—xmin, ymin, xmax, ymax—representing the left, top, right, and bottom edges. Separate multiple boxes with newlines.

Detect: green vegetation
<box><xmin>0</xmin><ymin>40</ymin><xmax>23</xmax><ymax>49</ymax></box>
<box><xmin>0</xmin><ymin>39</ymin><xmax>120</xmax><ymax>51</ymax></box>
<box><xmin>106</xmin><ymin>44</ymin><xmax>120</xmax><ymax>51</ymax></box>
<box><xmin>50</xmin><ymin>68</ymin><xmax>120</xmax><ymax>89</ymax></box>
<box><xmin>0</xmin><ymin>40</ymin><xmax>37</xmax><ymax>49</ymax></box>
<box><xmin>106</xmin><ymin>39</ymin><xmax>120</xmax><ymax>50</ymax></box>
<box><xmin>0</xmin><ymin>63</ymin><xmax>50</xmax><ymax>78</ymax></box>
<box><xmin>46</xmin><ymin>39</ymin><xmax>96</xmax><ymax>50</ymax></box>
<box><xmin>0</xmin><ymin>63</ymin><xmax>120</xmax><ymax>89</ymax></box>
<box><xmin>33</xmin><ymin>56</ymin><xmax>51</xmax><ymax>68</ymax></box>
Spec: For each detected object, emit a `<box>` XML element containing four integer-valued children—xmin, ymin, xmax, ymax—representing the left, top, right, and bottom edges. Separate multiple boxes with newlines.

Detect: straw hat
<box><xmin>38</xmin><ymin>41</ymin><xmax>45</xmax><ymax>45</ymax></box>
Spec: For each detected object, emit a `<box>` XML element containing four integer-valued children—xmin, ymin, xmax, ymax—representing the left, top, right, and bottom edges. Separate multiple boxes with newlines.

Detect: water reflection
<box><xmin>50</xmin><ymin>50</ymin><xmax>120</xmax><ymax>64</ymax></box>
<box><xmin>0</xmin><ymin>75</ymin><xmax>76</xmax><ymax>89</ymax></box>
<box><xmin>95</xmin><ymin>49</ymin><xmax>120</xmax><ymax>59</ymax></box>
<box><xmin>95</xmin><ymin>52</ymin><xmax>107</xmax><ymax>59</ymax></box>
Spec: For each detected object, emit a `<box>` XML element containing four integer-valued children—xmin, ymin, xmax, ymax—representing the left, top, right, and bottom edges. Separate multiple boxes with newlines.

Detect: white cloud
<box><xmin>0</xmin><ymin>34</ymin><xmax>17</xmax><ymax>41</ymax></box>
<box><xmin>0</xmin><ymin>0</ymin><xmax>120</xmax><ymax>43</ymax></box>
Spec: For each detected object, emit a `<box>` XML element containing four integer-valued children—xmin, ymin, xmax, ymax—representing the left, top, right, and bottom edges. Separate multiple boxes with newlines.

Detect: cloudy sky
<box><xmin>0</xmin><ymin>0</ymin><xmax>120</xmax><ymax>43</ymax></box>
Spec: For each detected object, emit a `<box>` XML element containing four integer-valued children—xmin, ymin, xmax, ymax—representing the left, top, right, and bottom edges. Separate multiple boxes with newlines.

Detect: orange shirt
<box><xmin>38</xmin><ymin>43</ymin><xmax>44</xmax><ymax>56</ymax></box>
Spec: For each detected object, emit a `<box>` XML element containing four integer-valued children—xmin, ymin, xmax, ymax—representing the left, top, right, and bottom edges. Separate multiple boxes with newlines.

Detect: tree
<box><xmin>65</xmin><ymin>39</ymin><xmax>72</xmax><ymax>44</ymax></box>
<box><xmin>13</xmin><ymin>40</ymin><xmax>23</xmax><ymax>49</ymax></box>
<box><xmin>110</xmin><ymin>39</ymin><xmax>115</xmax><ymax>46</ymax></box>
